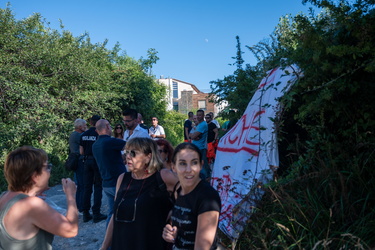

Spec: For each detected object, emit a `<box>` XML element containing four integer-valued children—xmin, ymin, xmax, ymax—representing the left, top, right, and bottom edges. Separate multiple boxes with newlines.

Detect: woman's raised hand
<box><xmin>162</xmin><ymin>224</ymin><xmax>177</xmax><ymax>243</ymax></box>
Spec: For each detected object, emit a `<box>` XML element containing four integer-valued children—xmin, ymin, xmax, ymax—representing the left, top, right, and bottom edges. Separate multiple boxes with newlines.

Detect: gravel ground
<box><xmin>44</xmin><ymin>185</ymin><xmax>108</xmax><ymax>250</ymax></box>
<box><xmin>44</xmin><ymin>185</ymin><xmax>228</xmax><ymax>250</ymax></box>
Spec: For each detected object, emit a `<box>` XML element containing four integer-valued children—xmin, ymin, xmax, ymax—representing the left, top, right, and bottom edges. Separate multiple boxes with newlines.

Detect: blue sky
<box><xmin>4</xmin><ymin>0</ymin><xmax>317</xmax><ymax>92</ymax></box>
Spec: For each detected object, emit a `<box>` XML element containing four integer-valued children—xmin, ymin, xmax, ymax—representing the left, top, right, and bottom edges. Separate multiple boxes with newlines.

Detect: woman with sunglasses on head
<box><xmin>113</xmin><ymin>123</ymin><xmax>124</xmax><ymax>140</ymax></box>
<box><xmin>156</xmin><ymin>139</ymin><xmax>174</xmax><ymax>171</ymax></box>
<box><xmin>162</xmin><ymin>142</ymin><xmax>221</xmax><ymax>250</ymax></box>
<box><xmin>101</xmin><ymin>137</ymin><xmax>178</xmax><ymax>250</ymax></box>
<box><xmin>0</xmin><ymin>146</ymin><xmax>78</xmax><ymax>250</ymax></box>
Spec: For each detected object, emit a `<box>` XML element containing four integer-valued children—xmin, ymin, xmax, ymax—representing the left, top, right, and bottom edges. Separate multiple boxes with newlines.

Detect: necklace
<box><xmin>132</xmin><ymin>170</ymin><xmax>151</xmax><ymax>180</ymax></box>
<box><xmin>115</xmin><ymin>177</ymin><xmax>146</xmax><ymax>223</ymax></box>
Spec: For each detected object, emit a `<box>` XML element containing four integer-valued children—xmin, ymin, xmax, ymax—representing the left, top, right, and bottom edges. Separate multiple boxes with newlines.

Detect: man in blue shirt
<box><xmin>189</xmin><ymin>109</ymin><xmax>210</xmax><ymax>179</ymax></box>
<box><xmin>92</xmin><ymin>119</ymin><xmax>126</xmax><ymax>225</ymax></box>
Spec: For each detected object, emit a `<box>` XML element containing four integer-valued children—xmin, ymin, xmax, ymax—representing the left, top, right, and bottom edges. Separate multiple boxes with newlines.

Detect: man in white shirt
<box><xmin>149</xmin><ymin>116</ymin><xmax>166</xmax><ymax>140</ymax></box>
<box><xmin>122</xmin><ymin>109</ymin><xmax>150</xmax><ymax>142</ymax></box>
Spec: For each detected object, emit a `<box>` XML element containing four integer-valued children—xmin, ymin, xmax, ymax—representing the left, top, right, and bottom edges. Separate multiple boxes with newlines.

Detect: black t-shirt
<box><xmin>184</xmin><ymin>119</ymin><xmax>192</xmax><ymax>140</ymax></box>
<box><xmin>79</xmin><ymin>127</ymin><xmax>98</xmax><ymax>156</ymax></box>
<box><xmin>207</xmin><ymin>122</ymin><xmax>217</xmax><ymax>143</ymax></box>
<box><xmin>171</xmin><ymin>180</ymin><xmax>221</xmax><ymax>249</ymax></box>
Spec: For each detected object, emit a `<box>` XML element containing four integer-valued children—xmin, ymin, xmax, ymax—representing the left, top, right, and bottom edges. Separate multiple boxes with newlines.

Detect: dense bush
<box><xmin>215</xmin><ymin>0</ymin><xmax>375</xmax><ymax>248</ymax></box>
<box><xmin>0</xmin><ymin>7</ymin><xmax>168</xmax><ymax>190</ymax></box>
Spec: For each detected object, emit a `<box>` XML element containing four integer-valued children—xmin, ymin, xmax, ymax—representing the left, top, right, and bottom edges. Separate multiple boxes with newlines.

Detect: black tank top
<box><xmin>111</xmin><ymin>172</ymin><xmax>173</xmax><ymax>250</ymax></box>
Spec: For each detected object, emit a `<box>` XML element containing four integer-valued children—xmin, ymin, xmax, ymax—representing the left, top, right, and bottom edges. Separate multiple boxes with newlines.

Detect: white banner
<box><xmin>211</xmin><ymin>65</ymin><xmax>302</xmax><ymax>240</ymax></box>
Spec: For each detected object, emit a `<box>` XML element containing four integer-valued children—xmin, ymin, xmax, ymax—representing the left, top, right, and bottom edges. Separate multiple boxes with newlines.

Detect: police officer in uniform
<box><xmin>79</xmin><ymin>115</ymin><xmax>107</xmax><ymax>223</ymax></box>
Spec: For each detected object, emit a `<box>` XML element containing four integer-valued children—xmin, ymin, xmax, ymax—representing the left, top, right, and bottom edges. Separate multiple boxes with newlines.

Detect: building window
<box><xmin>173</xmin><ymin>101</ymin><xmax>179</xmax><ymax>111</ymax></box>
<box><xmin>173</xmin><ymin>81</ymin><xmax>178</xmax><ymax>98</ymax></box>
<box><xmin>198</xmin><ymin>100</ymin><xmax>206</xmax><ymax>110</ymax></box>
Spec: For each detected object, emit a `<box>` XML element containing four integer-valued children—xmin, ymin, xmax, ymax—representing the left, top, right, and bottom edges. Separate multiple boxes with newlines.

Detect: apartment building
<box><xmin>157</xmin><ymin>77</ymin><xmax>225</xmax><ymax>117</ymax></box>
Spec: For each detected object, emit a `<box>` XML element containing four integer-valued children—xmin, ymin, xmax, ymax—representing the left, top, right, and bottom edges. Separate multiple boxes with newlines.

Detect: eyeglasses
<box><xmin>123</xmin><ymin>119</ymin><xmax>134</xmax><ymax>123</ymax></box>
<box><xmin>115</xmin><ymin>198</ymin><xmax>137</xmax><ymax>223</ymax></box>
<box><xmin>45</xmin><ymin>163</ymin><xmax>53</xmax><ymax>172</ymax></box>
<box><xmin>125</xmin><ymin>150</ymin><xmax>137</xmax><ymax>158</ymax></box>
<box><xmin>115</xmin><ymin>179</ymin><xmax>146</xmax><ymax>223</ymax></box>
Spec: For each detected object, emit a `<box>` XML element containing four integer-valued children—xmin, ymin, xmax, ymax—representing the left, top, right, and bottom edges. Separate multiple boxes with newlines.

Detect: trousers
<box><xmin>82</xmin><ymin>157</ymin><xmax>103</xmax><ymax>214</ymax></box>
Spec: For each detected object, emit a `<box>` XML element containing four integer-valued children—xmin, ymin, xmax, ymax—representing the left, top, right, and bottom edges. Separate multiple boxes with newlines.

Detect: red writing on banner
<box><xmin>217</xmin><ymin>109</ymin><xmax>265</xmax><ymax>156</ymax></box>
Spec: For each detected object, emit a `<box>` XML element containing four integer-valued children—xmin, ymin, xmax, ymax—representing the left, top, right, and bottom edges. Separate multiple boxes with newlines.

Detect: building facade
<box><xmin>157</xmin><ymin>77</ymin><xmax>225</xmax><ymax>117</ymax></box>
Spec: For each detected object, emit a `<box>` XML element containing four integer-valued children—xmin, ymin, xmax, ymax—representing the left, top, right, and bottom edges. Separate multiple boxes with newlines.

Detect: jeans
<box><xmin>103</xmin><ymin>186</ymin><xmax>116</xmax><ymax>227</ymax></box>
<box><xmin>74</xmin><ymin>157</ymin><xmax>85</xmax><ymax>212</ymax></box>
<box><xmin>199</xmin><ymin>148</ymin><xmax>210</xmax><ymax>179</ymax></box>
<box><xmin>82</xmin><ymin>157</ymin><xmax>103</xmax><ymax>214</ymax></box>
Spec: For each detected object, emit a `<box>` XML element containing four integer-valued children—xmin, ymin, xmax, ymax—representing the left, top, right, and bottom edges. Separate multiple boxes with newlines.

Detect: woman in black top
<box><xmin>101</xmin><ymin>137</ymin><xmax>178</xmax><ymax>250</ymax></box>
<box><xmin>162</xmin><ymin>143</ymin><xmax>221</xmax><ymax>249</ymax></box>
<box><xmin>112</xmin><ymin>123</ymin><xmax>124</xmax><ymax>140</ymax></box>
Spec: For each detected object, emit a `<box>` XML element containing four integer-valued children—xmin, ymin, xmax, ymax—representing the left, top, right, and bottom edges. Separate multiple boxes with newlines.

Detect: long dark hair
<box><xmin>113</xmin><ymin>123</ymin><xmax>124</xmax><ymax>139</ymax></box>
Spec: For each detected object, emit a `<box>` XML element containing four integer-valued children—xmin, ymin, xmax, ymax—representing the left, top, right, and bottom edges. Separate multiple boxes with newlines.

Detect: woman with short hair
<box><xmin>0</xmin><ymin>146</ymin><xmax>78</xmax><ymax>250</ymax></box>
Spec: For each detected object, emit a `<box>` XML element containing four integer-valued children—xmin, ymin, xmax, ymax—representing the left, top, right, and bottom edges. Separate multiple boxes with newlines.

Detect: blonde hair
<box><xmin>125</xmin><ymin>137</ymin><xmax>163</xmax><ymax>174</ymax></box>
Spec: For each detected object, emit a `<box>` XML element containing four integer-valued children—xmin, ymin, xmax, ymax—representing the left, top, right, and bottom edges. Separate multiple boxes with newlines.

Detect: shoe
<box><xmin>83</xmin><ymin>211</ymin><xmax>92</xmax><ymax>222</ymax></box>
<box><xmin>93</xmin><ymin>213</ymin><xmax>107</xmax><ymax>223</ymax></box>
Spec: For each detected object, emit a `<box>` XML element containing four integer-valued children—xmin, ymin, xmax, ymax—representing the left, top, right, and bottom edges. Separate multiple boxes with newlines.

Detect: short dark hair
<box><xmin>172</xmin><ymin>142</ymin><xmax>202</xmax><ymax>164</ymax></box>
<box><xmin>197</xmin><ymin>109</ymin><xmax>205</xmax><ymax>115</ymax></box>
<box><xmin>122</xmin><ymin>109</ymin><xmax>138</xmax><ymax>120</ymax></box>
<box><xmin>90</xmin><ymin>115</ymin><xmax>101</xmax><ymax>126</ymax></box>
<box><xmin>4</xmin><ymin>146</ymin><xmax>48</xmax><ymax>192</ymax></box>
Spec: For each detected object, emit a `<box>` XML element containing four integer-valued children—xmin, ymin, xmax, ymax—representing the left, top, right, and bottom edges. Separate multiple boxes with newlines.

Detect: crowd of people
<box><xmin>0</xmin><ymin>108</ymin><xmax>238</xmax><ymax>249</ymax></box>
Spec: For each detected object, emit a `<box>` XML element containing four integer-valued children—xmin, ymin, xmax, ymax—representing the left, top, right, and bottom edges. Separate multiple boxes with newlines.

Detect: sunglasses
<box><xmin>125</xmin><ymin>150</ymin><xmax>137</xmax><ymax>158</ymax></box>
<box><xmin>46</xmin><ymin>163</ymin><xmax>53</xmax><ymax>171</ymax></box>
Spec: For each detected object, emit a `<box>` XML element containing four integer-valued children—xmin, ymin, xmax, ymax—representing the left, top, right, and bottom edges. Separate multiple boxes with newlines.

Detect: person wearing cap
<box><xmin>79</xmin><ymin>115</ymin><xmax>107</xmax><ymax>223</ymax></box>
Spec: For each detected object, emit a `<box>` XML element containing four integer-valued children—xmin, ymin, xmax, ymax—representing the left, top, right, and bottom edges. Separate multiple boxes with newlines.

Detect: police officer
<box><xmin>79</xmin><ymin>115</ymin><xmax>107</xmax><ymax>223</ymax></box>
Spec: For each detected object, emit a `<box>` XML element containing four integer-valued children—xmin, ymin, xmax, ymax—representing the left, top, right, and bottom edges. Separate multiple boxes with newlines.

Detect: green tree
<box><xmin>0</xmin><ymin>7</ymin><xmax>168</xmax><ymax>190</ymax></box>
<box><xmin>139</xmin><ymin>48</ymin><xmax>160</xmax><ymax>76</ymax></box>
<box><xmin>209</xmin><ymin>36</ymin><xmax>260</xmax><ymax>118</ymax></box>
<box><xmin>234</xmin><ymin>0</ymin><xmax>375</xmax><ymax>248</ymax></box>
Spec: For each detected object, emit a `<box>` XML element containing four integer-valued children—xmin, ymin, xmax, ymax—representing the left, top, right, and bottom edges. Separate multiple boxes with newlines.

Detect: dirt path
<box><xmin>44</xmin><ymin>185</ymin><xmax>108</xmax><ymax>250</ymax></box>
